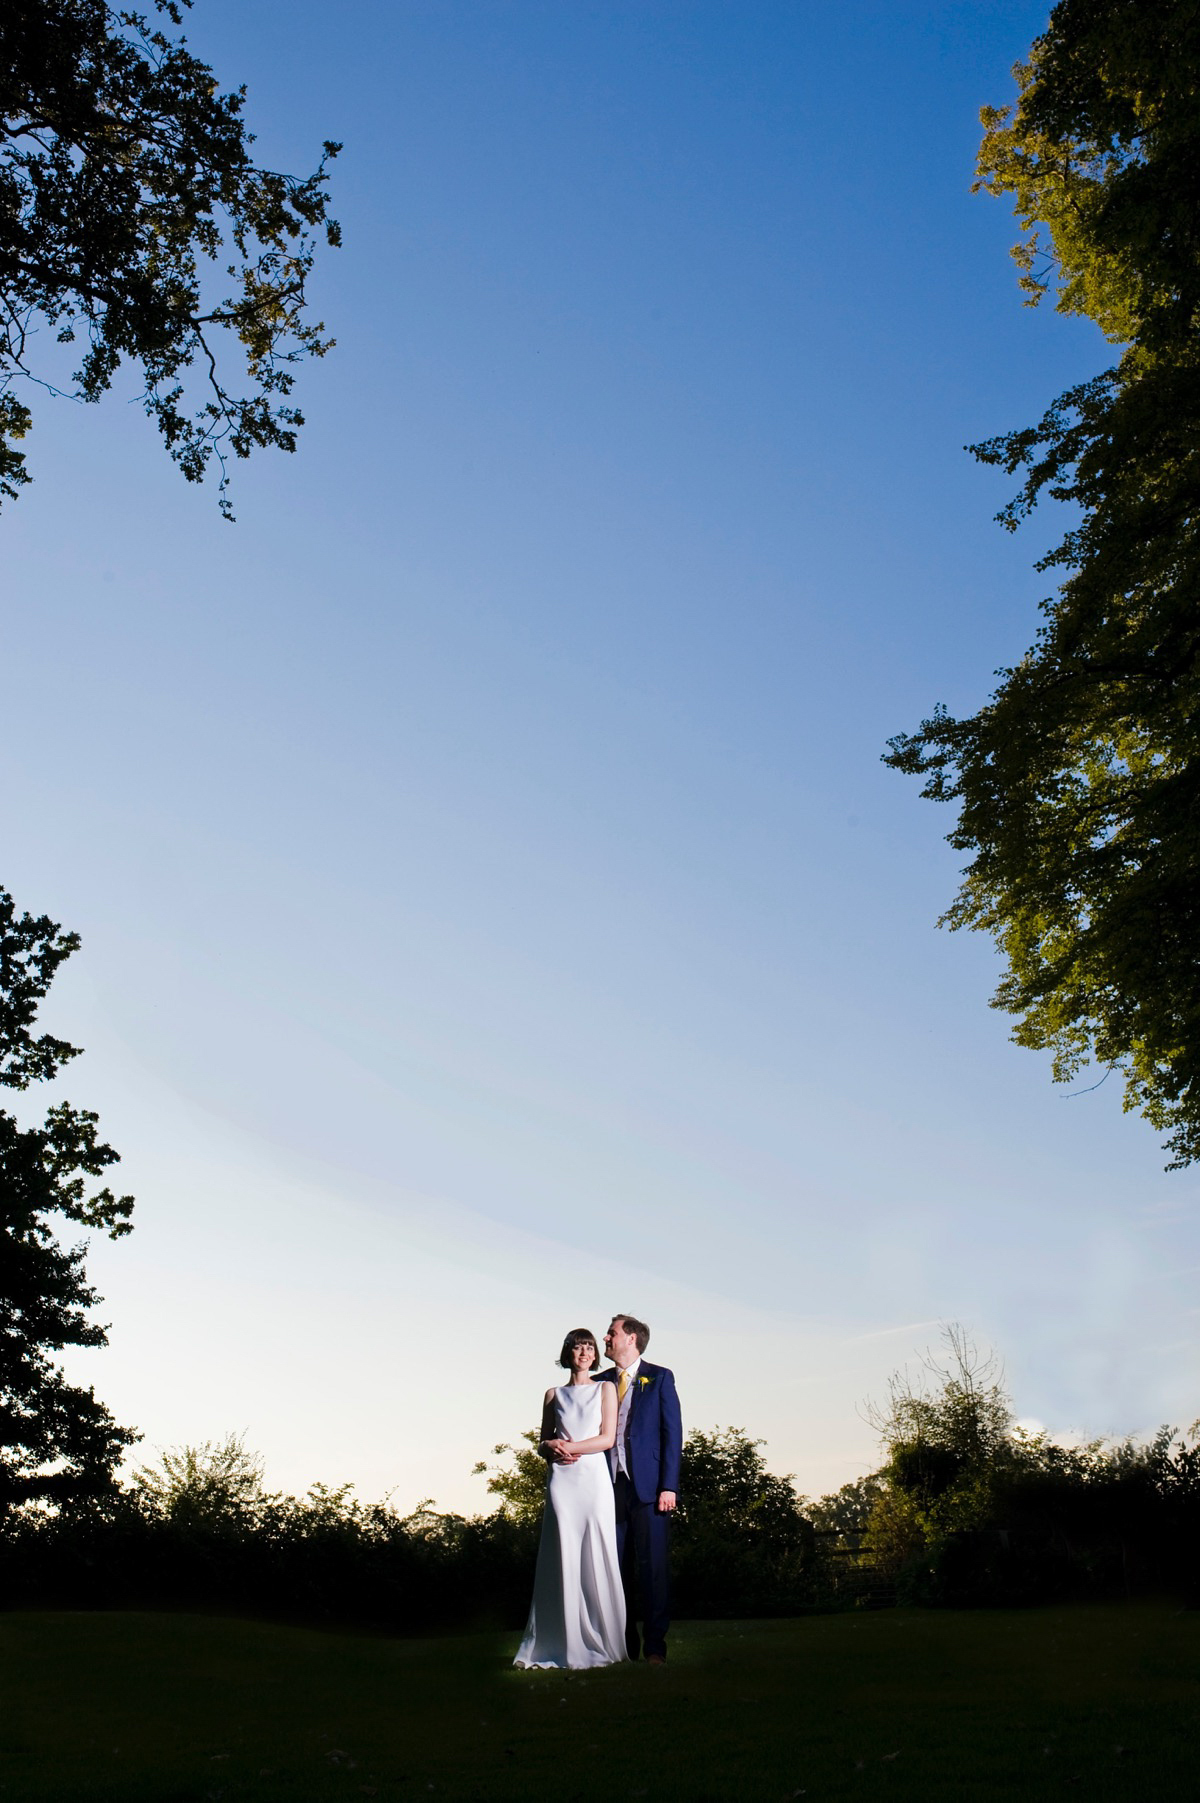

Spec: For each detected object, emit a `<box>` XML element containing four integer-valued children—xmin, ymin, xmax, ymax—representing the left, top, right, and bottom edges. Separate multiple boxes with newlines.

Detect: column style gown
<box><xmin>513</xmin><ymin>1383</ymin><xmax>628</xmax><ymax>1669</ymax></box>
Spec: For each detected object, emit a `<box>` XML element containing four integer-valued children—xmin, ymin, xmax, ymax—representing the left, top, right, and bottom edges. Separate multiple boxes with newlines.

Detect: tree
<box><xmin>807</xmin><ymin>1469</ymin><xmax>885</xmax><ymax>1551</ymax></box>
<box><xmin>885</xmin><ymin>0</ymin><xmax>1200</xmax><ymax>1165</ymax></box>
<box><xmin>861</xmin><ymin>1326</ymin><xmax>1200</xmax><ymax>1605</ymax></box>
<box><xmin>472</xmin><ymin>1429</ymin><xmax>546</xmax><ymax>1529</ymax></box>
<box><xmin>0</xmin><ymin>885</ymin><xmax>136</xmax><ymax>1509</ymax></box>
<box><xmin>861</xmin><ymin>1327</ymin><xmax>1019</xmax><ymax>1590</ymax></box>
<box><xmin>134</xmin><ymin>1431</ymin><xmax>264</xmax><ymax>1527</ymax></box>
<box><xmin>1</xmin><ymin>0</ymin><xmax>340</xmax><ymax>517</ymax></box>
<box><xmin>673</xmin><ymin>1426</ymin><xmax>815</xmax><ymax>1615</ymax></box>
<box><xmin>864</xmin><ymin>1327</ymin><xmax>1012</xmax><ymax>1525</ymax></box>
<box><xmin>678</xmin><ymin>1425</ymin><xmax>810</xmax><ymax>1543</ymax></box>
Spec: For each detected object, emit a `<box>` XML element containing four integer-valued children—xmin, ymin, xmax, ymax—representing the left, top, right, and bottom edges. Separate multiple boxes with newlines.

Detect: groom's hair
<box><xmin>559</xmin><ymin>1328</ymin><xmax>601</xmax><ymax>1370</ymax></box>
<box><xmin>614</xmin><ymin>1315</ymin><xmax>650</xmax><ymax>1354</ymax></box>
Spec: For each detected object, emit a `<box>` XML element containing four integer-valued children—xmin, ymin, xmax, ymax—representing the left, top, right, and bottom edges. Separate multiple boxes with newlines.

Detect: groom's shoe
<box><xmin>646</xmin><ymin>1654</ymin><xmax>665</xmax><ymax>1666</ymax></box>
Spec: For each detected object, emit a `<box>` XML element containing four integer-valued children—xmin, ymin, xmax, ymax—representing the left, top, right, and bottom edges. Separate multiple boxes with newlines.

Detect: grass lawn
<box><xmin>1</xmin><ymin>1604</ymin><xmax>1196</xmax><ymax>1801</ymax></box>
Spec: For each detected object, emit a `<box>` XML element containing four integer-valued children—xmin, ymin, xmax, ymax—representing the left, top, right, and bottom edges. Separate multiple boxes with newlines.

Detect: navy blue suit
<box><xmin>598</xmin><ymin>1360</ymin><xmax>682</xmax><ymax>1660</ymax></box>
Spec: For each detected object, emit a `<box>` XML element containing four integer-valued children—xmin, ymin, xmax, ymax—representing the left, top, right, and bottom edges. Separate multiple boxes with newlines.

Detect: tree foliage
<box><xmin>0</xmin><ymin>0</ymin><xmax>340</xmax><ymax>516</ymax></box>
<box><xmin>806</xmin><ymin>1470</ymin><xmax>885</xmax><ymax>1550</ymax></box>
<box><xmin>673</xmin><ymin>1426</ymin><xmax>816</xmax><ymax>1616</ymax></box>
<box><xmin>678</xmin><ymin>1425</ymin><xmax>809</xmax><ymax>1544</ymax></box>
<box><xmin>885</xmin><ymin>0</ymin><xmax>1200</xmax><ymax>1164</ymax></box>
<box><xmin>0</xmin><ymin>884</ymin><xmax>136</xmax><ymax>1510</ymax></box>
<box><xmin>471</xmin><ymin>1429</ymin><xmax>546</xmax><ymax>1530</ymax></box>
<box><xmin>862</xmin><ymin>1327</ymin><xmax>1015</xmax><ymax>1574</ymax></box>
<box><xmin>134</xmin><ymin>1431</ymin><xmax>264</xmax><ymax>1527</ymax></box>
<box><xmin>863</xmin><ymin>1327</ymin><xmax>1200</xmax><ymax>1606</ymax></box>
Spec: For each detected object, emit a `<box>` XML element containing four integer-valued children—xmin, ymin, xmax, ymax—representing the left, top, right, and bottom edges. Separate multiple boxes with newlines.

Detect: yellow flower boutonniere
<box><xmin>638</xmin><ymin>1374</ymin><xmax>652</xmax><ymax>1389</ymax></box>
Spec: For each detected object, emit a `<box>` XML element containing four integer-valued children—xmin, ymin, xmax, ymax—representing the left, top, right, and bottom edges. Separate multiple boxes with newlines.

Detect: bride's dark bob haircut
<box><xmin>559</xmin><ymin>1328</ymin><xmax>601</xmax><ymax>1370</ymax></box>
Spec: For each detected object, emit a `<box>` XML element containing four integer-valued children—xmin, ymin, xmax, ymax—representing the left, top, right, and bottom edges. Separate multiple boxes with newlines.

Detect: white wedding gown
<box><xmin>513</xmin><ymin>1383</ymin><xmax>628</xmax><ymax>1669</ymax></box>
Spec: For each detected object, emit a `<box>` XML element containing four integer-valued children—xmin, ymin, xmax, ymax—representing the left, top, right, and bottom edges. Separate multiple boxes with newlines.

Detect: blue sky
<box><xmin>4</xmin><ymin>1</ymin><xmax>1197</xmax><ymax>1509</ymax></box>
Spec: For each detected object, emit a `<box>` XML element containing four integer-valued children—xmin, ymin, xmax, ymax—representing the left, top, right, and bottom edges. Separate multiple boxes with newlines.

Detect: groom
<box><xmin>597</xmin><ymin>1314</ymin><xmax>683</xmax><ymax>1665</ymax></box>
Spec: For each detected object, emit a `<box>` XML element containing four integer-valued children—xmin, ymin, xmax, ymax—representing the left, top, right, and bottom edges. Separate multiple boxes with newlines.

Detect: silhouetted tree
<box><xmin>134</xmin><ymin>1432</ymin><xmax>264</xmax><ymax>1527</ymax></box>
<box><xmin>1</xmin><ymin>0</ymin><xmax>340</xmax><ymax>516</ymax></box>
<box><xmin>0</xmin><ymin>885</ymin><xmax>136</xmax><ymax>1509</ymax></box>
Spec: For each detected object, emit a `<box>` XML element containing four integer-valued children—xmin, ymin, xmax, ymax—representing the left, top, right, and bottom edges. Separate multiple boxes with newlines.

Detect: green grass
<box><xmin>1</xmin><ymin>1605</ymin><xmax>1196</xmax><ymax>1801</ymax></box>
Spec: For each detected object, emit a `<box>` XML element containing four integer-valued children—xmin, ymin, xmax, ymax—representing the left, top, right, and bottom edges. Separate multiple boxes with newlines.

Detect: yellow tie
<box><xmin>617</xmin><ymin>1369</ymin><xmax>630</xmax><ymax>1402</ymax></box>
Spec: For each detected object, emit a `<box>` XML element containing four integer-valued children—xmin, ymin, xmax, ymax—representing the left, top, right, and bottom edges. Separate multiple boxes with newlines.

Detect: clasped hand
<box><xmin>542</xmin><ymin>1438</ymin><xmax>579</xmax><ymax>1464</ymax></box>
<box><xmin>543</xmin><ymin>1439</ymin><xmax>676</xmax><ymax>1513</ymax></box>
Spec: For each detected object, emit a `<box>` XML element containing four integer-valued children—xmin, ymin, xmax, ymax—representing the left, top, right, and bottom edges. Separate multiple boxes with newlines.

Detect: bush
<box><xmin>0</xmin><ymin>1443</ymin><xmax>538</xmax><ymax>1633</ymax></box>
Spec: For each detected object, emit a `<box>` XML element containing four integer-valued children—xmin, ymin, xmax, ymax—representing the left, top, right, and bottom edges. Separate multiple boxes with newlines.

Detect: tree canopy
<box><xmin>0</xmin><ymin>885</ymin><xmax>136</xmax><ymax>1509</ymax></box>
<box><xmin>0</xmin><ymin>0</ymin><xmax>340</xmax><ymax>516</ymax></box>
<box><xmin>861</xmin><ymin>1326</ymin><xmax>1200</xmax><ymax>1606</ymax></box>
<box><xmin>885</xmin><ymin>0</ymin><xmax>1200</xmax><ymax>1165</ymax></box>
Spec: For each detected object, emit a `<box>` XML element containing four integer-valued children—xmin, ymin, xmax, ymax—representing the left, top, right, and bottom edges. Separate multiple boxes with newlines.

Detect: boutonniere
<box><xmin>637</xmin><ymin>1374</ymin><xmax>653</xmax><ymax>1389</ymax></box>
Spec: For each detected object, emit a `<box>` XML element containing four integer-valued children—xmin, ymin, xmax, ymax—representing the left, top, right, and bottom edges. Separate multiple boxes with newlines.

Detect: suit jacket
<box><xmin>598</xmin><ymin>1360</ymin><xmax>683</xmax><ymax>1506</ymax></box>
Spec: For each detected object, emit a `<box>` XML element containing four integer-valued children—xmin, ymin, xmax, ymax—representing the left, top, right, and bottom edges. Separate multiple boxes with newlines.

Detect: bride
<box><xmin>513</xmin><ymin>1327</ymin><xmax>628</xmax><ymax>1669</ymax></box>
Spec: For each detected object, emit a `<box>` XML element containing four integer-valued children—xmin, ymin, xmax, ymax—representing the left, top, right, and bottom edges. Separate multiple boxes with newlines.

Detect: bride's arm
<box><xmin>543</xmin><ymin>1384</ymin><xmax>617</xmax><ymax>1458</ymax></box>
<box><xmin>537</xmin><ymin>1388</ymin><xmax>558</xmax><ymax>1461</ymax></box>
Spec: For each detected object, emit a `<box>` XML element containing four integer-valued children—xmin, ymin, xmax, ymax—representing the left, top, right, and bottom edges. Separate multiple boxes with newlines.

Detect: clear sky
<box><xmin>4</xmin><ymin>0</ymin><xmax>1197</xmax><ymax>1513</ymax></box>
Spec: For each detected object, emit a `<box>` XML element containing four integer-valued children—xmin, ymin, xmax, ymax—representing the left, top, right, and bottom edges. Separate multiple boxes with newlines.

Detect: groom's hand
<box><xmin>657</xmin><ymin>1490</ymin><xmax>677</xmax><ymax>1513</ymax></box>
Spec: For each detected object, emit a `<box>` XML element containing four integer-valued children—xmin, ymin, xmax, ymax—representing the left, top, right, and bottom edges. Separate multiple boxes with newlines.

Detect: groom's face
<box><xmin>605</xmin><ymin>1318</ymin><xmax>638</xmax><ymax>1368</ymax></box>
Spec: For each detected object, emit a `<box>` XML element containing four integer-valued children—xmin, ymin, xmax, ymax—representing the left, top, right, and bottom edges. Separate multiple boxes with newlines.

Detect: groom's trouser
<box><xmin>613</xmin><ymin>1472</ymin><xmax>671</xmax><ymax>1661</ymax></box>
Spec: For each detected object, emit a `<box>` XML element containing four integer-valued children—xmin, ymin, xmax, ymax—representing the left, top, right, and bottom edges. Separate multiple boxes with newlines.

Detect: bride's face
<box><xmin>570</xmin><ymin>1340</ymin><xmax>596</xmax><ymax>1375</ymax></box>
